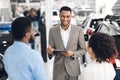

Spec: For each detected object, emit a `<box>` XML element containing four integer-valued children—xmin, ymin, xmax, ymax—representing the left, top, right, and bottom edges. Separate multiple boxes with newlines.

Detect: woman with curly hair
<box><xmin>80</xmin><ymin>32</ymin><xmax>117</xmax><ymax>80</ymax></box>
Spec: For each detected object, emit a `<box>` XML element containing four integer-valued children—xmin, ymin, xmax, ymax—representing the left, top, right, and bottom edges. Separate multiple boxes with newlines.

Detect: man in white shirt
<box><xmin>47</xmin><ymin>6</ymin><xmax>86</xmax><ymax>80</ymax></box>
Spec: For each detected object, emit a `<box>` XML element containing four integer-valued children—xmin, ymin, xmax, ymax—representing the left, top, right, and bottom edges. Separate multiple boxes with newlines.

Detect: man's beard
<box><xmin>61</xmin><ymin>21</ymin><xmax>70</xmax><ymax>27</ymax></box>
<box><xmin>29</xmin><ymin>35</ymin><xmax>34</xmax><ymax>43</ymax></box>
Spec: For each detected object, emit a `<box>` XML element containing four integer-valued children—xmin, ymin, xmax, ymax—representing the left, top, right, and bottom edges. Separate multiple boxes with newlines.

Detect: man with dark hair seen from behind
<box><xmin>47</xmin><ymin>6</ymin><xmax>86</xmax><ymax>80</ymax></box>
<box><xmin>3</xmin><ymin>17</ymin><xmax>47</xmax><ymax>80</ymax></box>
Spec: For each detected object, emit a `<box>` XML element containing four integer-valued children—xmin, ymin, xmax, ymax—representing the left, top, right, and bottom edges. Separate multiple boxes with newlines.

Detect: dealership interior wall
<box><xmin>0</xmin><ymin>0</ymin><xmax>118</xmax><ymax>41</ymax></box>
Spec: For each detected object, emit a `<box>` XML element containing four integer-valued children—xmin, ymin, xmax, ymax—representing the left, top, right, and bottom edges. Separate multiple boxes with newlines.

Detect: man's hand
<box><xmin>47</xmin><ymin>45</ymin><xmax>54</xmax><ymax>55</ymax></box>
<box><xmin>62</xmin><ymin>51</ymin><xmax>74</xmax><ymax>57</ymax></box>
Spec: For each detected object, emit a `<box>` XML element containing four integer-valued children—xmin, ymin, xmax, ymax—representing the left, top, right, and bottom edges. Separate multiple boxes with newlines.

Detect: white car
<box><xmin>80</xmin><ymin>13</ymin><xmax>105</xmax><ymax>41</ymax></box>
<box><xmin>81</xmin><ymin>13</ymin><xmax>105</xmax><ymax>34</ymax></box>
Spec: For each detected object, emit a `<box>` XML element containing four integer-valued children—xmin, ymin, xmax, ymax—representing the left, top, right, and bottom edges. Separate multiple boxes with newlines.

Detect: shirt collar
<box><xmin>14</xmin><ymin>41</ymin><xmax>31</xmax><ymax>48</ymax></box>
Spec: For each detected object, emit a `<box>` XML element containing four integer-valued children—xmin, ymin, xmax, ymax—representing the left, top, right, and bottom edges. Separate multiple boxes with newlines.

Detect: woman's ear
<box><xmin>89</xmin><ymin>47</ymin><xmax>92</xmax><ymax>53</ymax></box>
<box><xmin>87</xmin><ymin>46</ymin><xmax>93</xmax><ymax>55</ymax></box>
<box><xmin>87</xmin><ymin>46</ymin><xmax>91</xmax><ymax>52</ymax></box>
<box><xmin>87</xmin><ymin>46</ymin><xmax>96</xmax><ymax>60</ymax></box>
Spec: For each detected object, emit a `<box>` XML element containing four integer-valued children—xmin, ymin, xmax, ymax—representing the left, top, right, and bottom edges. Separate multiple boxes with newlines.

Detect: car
<box><xmin>80</xmin><ymin>13</ymin><xmax>105</xmax><ymax>41</ymax></box>
<box><xmin>94</xmin><ymin>15</ymin><xmax>120</xmax><ymax>35</ymax></box>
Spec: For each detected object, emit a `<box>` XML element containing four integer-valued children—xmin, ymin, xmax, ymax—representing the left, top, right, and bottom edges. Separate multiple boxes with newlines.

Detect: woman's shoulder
<box><xmin>80</xmin><ymin>61</ymin><xmax>115</xmax><ymax>80</ymax></box>
<box><xmin>84</xmin><ymin>61</ymin><xmax>113</xmax><ymax>71</ymax></box>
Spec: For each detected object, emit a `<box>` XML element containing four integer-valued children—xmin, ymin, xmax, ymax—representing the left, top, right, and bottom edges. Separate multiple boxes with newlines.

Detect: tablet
<box><xmin>53</xmin><ymin>49</ymin><xmax>67</xmax><ymax>53</ymax></box>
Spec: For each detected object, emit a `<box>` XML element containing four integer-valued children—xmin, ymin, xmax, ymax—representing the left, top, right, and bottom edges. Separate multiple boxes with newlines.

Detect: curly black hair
<box><xmin>88</xmin><ymin>32</ymin><xmax>117</xmax><ymax>63</ymax></box>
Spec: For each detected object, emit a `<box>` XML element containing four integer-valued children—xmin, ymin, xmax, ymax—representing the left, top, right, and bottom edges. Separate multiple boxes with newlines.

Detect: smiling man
<box><xmin>47</xmin><ymin>6</ymin><xmax>86</xmax><ymax>80</ymax></box>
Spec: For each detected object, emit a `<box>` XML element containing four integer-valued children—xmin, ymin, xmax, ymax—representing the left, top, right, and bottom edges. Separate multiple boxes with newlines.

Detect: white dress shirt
<box><xmin>60</xmin><ymin>25</ymin><xmax>71</xmax><ymax>48</ymax></box>
<box><xmin>79</xmin><ymin>60</ymin><xmax>116</xmax><ymax>80</ymax></box>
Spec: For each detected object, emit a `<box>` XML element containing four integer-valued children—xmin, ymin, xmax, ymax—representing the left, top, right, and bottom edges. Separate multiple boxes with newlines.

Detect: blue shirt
<box><xmin>3</xmin><ymin>41</ymin><xmax>47</xmax><ymax>80</ymax></box>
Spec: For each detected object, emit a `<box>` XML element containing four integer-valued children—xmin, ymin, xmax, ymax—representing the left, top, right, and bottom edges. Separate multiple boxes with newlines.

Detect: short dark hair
<box><xmin>88</xmin><ymin>32</ymin><xmax>117</xmax><ymax>63</ymax></box>
<box><xmin>59</xmin><ymin>6</ymin><xmax>72</xmax><ymax>13</ymax></box>
<box><xmin>11</xmin><ymin>17</ymin><xmax>32</xmax><ymax>40</ymax></box>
